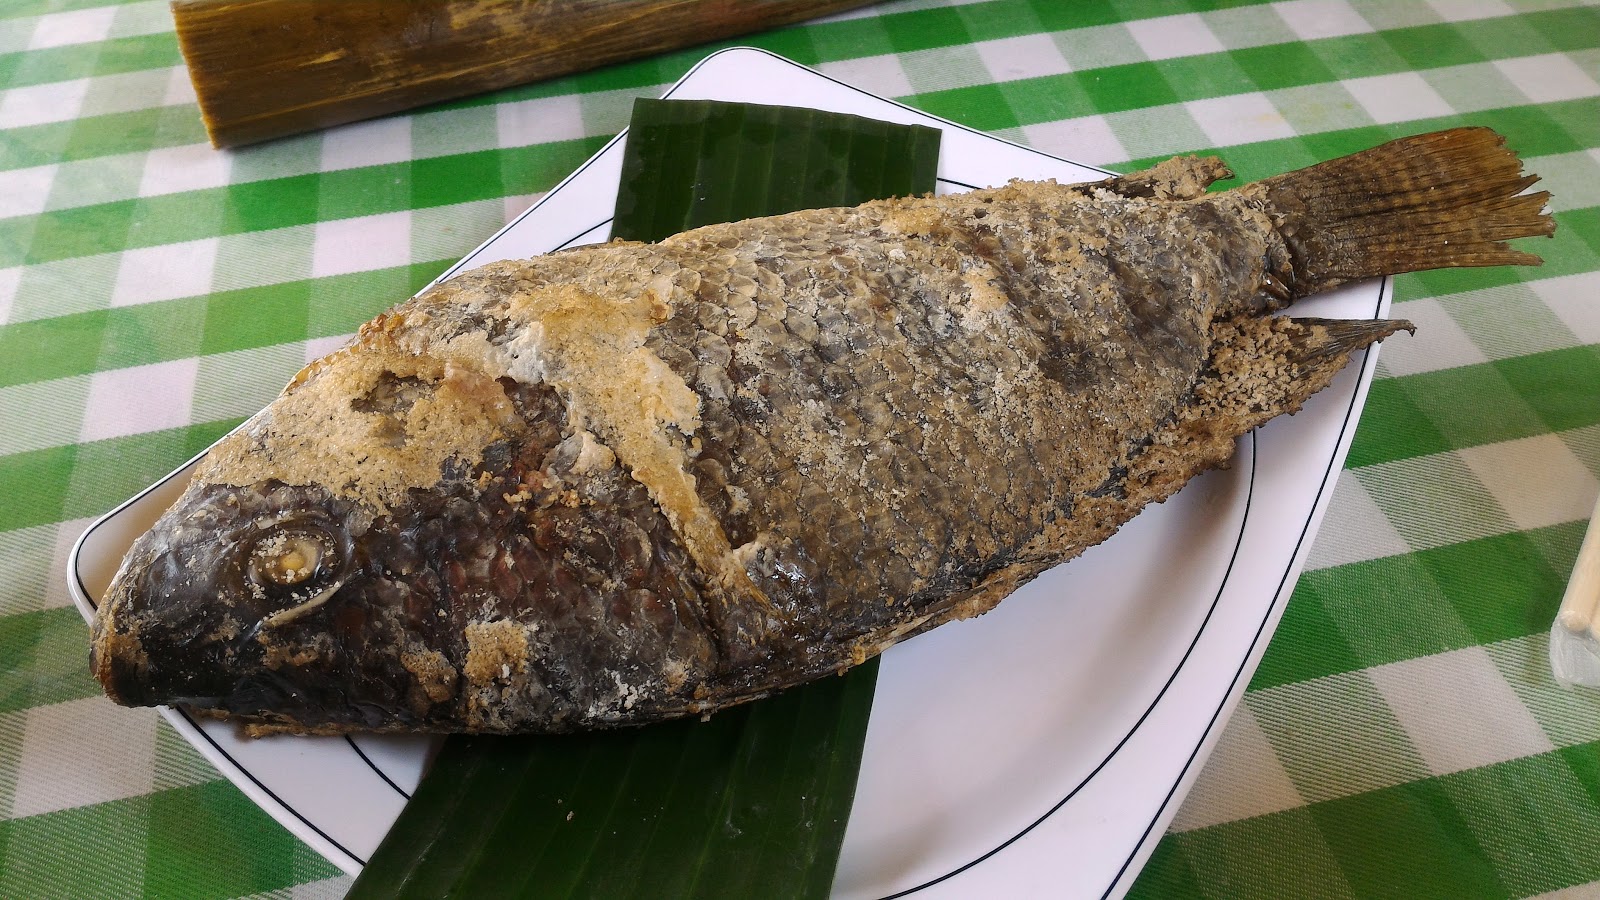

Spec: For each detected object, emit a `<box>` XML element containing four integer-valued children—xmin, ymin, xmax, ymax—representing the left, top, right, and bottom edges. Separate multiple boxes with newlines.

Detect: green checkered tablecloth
<box><xmin>2</xmin><ymin>0</ymin><xmax>1597</xmax><ymax>896</ymax></box>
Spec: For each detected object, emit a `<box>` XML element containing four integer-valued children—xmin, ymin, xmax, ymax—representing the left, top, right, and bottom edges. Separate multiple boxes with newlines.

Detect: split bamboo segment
<box><xmin>170</xmin><ymin>0</ymin><xmax>880</xmax><ymax>148</ymax></box>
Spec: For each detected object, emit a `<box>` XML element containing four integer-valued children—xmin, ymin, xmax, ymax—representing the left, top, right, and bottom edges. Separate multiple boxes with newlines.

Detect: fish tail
<box><xmin>1258</xmin><ymin>127</ymin><xmax>1554</xmax><ymax>298</ymax></box>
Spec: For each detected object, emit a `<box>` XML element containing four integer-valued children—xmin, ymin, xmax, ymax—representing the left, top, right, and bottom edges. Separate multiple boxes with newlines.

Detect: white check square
<box><xmin>976</xmin><ymin>34</ymin><xmax>1072</xmax><ymax>82</ymax></box>
<box><xmin>139</xmin><ymin>143</ymin><xmax>233</xmax><ymax>197</ymax></box>
<box><xmin>1495</xmin><ymin>53</ymin><xmax>1600</xmax><ymax>104</ymax></box>
<box><xmin>1459</xmin><ymin>435</ymin><xmax>1600</xmax><ymax>532</ymax></box>
<box><xmin>312</xmin><ymin>211</ymin><xmax>413</xmax><ymax>278</ymax></box>
<box><xmin>1343</xmin><ymin>72</ymin><xmax>1453</xmax><ymax>125</ymax></box>
<box><xmin>80</xmin><ymin>358</ymin><xmax>200</xmax><ymax>444</ymax></box>
<box><xmin>0</xmin><ymin>77</ymin><xmax>90</xmax><ymax>129</ymax></box>
<box><xmin>9</xmin><ymin>698</ymin><xmax>157</xmax><ymax>819</ymax></box>
<box><xmin>110</xmin><ymin>238</ymin><xmax>220</xmax><ymax>307</ymax></box>
<box><xmin>497</xmin><ymin>95</ymin><xmax>586</xmax><ymax>149</ymax></box>
<box><xmin>1368</xmin><ymin>647</ymin><xmax>1554</xmax><ymax>776</ymax></box>
<box><xmin>1125</xmin><ymin>13</ymin><xmax>1225</xmax><ymax>61</ymax></box>
<box><xmin>27</xmin><ymin>6</ymin><xmax>117</xmax><ymax>50</ymax></box>
<box><xmin>321</xmin><ymin>116</ymin><xmax>414</xmax><ymax>171</ymax></box>
<box><xmin>1186</xmin><ymin>92</ymin><xmax>1297</xmax><ymax>147</ymax></box>
<box><xmin>1273</xmin><ymin>0</ymin><xmax>1374</xmax><ymax>40</ymax></box>
<box><xmin>1022</xmin><ymin>116</ymin><xmax>1128</xmax><ymax>167</ymax></box>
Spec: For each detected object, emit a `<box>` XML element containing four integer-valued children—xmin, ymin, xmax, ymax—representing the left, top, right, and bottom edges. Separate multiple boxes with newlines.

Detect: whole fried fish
<box><xmin>92</xmin><ymin>127</ymin><xmax>1552</xmax><ymax>734</ymax></box>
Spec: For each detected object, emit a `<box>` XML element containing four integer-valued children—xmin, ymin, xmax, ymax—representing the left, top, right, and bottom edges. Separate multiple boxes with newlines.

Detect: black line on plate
<box><xmin>1101</xmin><ymin>281</ymin><xmax>1389</xmax><ymax>899</ymax></box>
<box><xmin>347</xmin><ymin>736</ymin><xmax>413</xmax><ymax>801</ymax></box>
<box><xmin>881</xmin><ymin>436</ymin><xmax>1258</xmax><ymax>900</ymax></box>
<box><xmin>178</xmin><ymin>706</ymin><xmax>367</xmax><ymax>868</ymax></box>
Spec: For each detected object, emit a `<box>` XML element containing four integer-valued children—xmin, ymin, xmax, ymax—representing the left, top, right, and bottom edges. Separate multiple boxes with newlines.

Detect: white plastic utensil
<box><xmin>1550</xmin><ymin>493</ymin><xmax>1600</xmax><ymax>687</ymax></box>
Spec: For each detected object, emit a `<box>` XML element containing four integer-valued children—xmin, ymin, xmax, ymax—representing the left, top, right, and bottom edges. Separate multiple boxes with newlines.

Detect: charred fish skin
<box><xmin>91</xmin><ymin>127</ymin><xmax>1553</xmax><ymax>734</ymax></box>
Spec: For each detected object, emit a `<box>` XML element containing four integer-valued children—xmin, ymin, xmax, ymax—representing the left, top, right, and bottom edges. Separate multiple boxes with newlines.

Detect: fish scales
<box><xmin>91</xmin><ymin>127</ymin><xmax>1554</xmax><ymax>734</ymax></box>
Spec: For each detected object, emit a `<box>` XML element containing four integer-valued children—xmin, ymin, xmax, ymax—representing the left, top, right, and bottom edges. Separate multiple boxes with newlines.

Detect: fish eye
<box><xmin>246</xmin><ymin>526</ymin><xmax>338</xmax><ymax>592</ymax></box>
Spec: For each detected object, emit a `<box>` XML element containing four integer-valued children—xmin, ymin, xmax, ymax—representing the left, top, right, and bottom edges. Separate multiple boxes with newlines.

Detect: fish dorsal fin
<box><xmin>1091</xmin><ymin>155</ymin><xmax>1234</xmax><ymax>201</ymax></box>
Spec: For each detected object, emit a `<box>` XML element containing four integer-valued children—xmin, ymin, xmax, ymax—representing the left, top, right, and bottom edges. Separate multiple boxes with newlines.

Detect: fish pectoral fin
<box><xmin>1120</xmin><ymin>315</ymin><xmax>1410</xmax><ymax>504</ymax></box>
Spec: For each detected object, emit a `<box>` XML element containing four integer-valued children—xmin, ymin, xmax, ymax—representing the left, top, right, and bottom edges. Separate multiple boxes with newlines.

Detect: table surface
<box><xmin>2</xmin><ymin>0</ymin><xmax>1598</xmax><ymax>897</ymax></box>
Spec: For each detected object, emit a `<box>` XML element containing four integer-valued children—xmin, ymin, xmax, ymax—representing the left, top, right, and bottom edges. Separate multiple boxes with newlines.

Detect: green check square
<box><xmin>1531</xmin><ymin>7</ymin><xmax>1600</xmax><ymax>52</ymax></box>
<box><xmin>44</xmin><ymin>153</ymin><xmax>143</xmax><ymax>214</ymax></box>
<box><xmin>1497</xmin><ymin>346</ymin><xmax>1600</xmax><ymax>433</ymax></box>
<box><xmin>1402</xmin><ymin>364</ymin><xmax>1551</xmax><ymax>451</ymax></box>
<box><xmin>144</xmin><ymin>781</ymin><xmax>340</xmax><ymax>898</ymax></box>
<box><xmin>954</xmin><ymin>0</ymin><xmax>1044</xmax><ymax>43</ymax></box>
<box><xmin>1167</xmin><ymin>808</ymin><xmax>1357</xmax><ymax>900</ymax></box>
<box><xmin>1304</xmin><ymin>553</ymin><xmax>1479</xmax><ymax>669</ymax></box>
<box><xmin>1536</xmin><ymin>150</ymin><xmax>1600</xmax><ymax>213</ymax></box>
<box><xmin>1461</xmin><ymin>14</ymin><xmax>1557</xmax><ymax>59</ymax></box>
<box><xmin>128</xmin><ymin>191</ymin><xmax>227</xmax><ymax>249</ymax></box>
<box><xmin>228</xmin><ymin>131</ymin><xmax>323</xmax><ymax>184</ymax></box>
<box><xmin>1082</xmin><ymin>60</ymin><xmax>1181</xmax><ymax>113</ymax></box>
<box><xmin>1446</xmin><ymin>283</ymin><xmax>1581</xmax><ymax>360</ymax></box>
<box><xmin>1247</xmin><ymin>672</ymin><xmax>1430</xmax><ymax>803</ymax></box>
<box><xmin>911</xmin><ymin>83</ymin><xmax>1021</xmax><ymax>132</ymax></box>
<box><xmin>152</xmin><ymin>717</ymin><xmax>219</xmax><ymax>793</ymax></box>
<box><xmin>26</xmin><ymin>202</ymin><xmax>135</xmax><ymax>264</ymax></box>
<box><xmin>413</xmin><ymin>150</ymin><xmax>504</xmax><ymax>209</ymax></box>
<box><xmin>411</xmin><ymin>200</ymin><xmax>503</xmax><ymax>264</ymax></box>
<box><xmin>11</xmin><ymin>254</ymin><xmax>118</xmax><ymax>322</ymax></box>
<box><xmin>0</xmin><ymin>524</ymin><xmax>58</xmax><ymax>618</ymax></box>
<box><xmin>65</xmin><ymin>428</ymin><xmax>192</xmax><ymax>522</ymax></box>
<box><xmin>1267</xmin><ymin>83</ymin><xmax>1375</xmax><ymax>136</ymax></box>
<box><xmin>1355</xmin><ymin>452</ymin><xmax>1516</xmax><ymax>550</ymax></box>
<box><xmin>306</xmin><ymin>267</ymin><xmax>414</xmax><ymax>338</ymax></box>
<box><xmin>1107</xmin><ymin>105</ymin><xmax>1210</xmax><ymax>165</ymax></box>
<box><xmin>0</xmin><ymin>794</ymin><xmax>150</xmax><ymax>899</ymax></box>
<box><xmin>1309</xmin><ymin>779</ymin><xmax>1510</xmax><ymax>900</ymax></box>
<box><xmin>882</xmin><ymin>6</ymin><xmax>972</xmax><ymax>54</ymax></box>
<box><xmin>413</xmin><ymin>105</ymin><xmax>498</xmax><ymax>159</ymax></box>
<box><xmin>1420</xmin><ymin>528</ymin><xmax>1569</xmax><ymax>645</ymax></box>
<box><xmin>200</xmin><ymin>282</ymin><xmax>312</xmax><ymax>357</ymax></box>
<box><xmin>109</xmin><ymin>3</ymin><xmax>177</xmax><ymax>40</ymax></box>
<box><xmin>1252</xmin><ymin>578</ymin><xmax>1366</xmax><ymax>690</ymax></box>
<box><xmin>1203</xmin><ymin>6</ymin><xmax>1298</xmax><ymax>50</ymax></box>
<box><xmin>1310</xmin><ymin>33</ymin><xmax>1411</xmax><ymax>79</ymax></box>
<box><xmin>95</xmin><ymin>297</ymin><xmax>205</xmax><ymax>370</ymax></box>
<box><xmin>1383</xmin><ymin>21</ymin><xmax>1496</xmax><ymax>70</ymax></box>
<box><xmin>1420</xmin><ymin>62</ymin><xmax>1530</xmax><ymax>116</ymax></box>
<box><xmin>1438</xmin><ymin>752</ymin><xmax>1600</xmax><ymax>896</ymax></box>
<box><xmin>0</xmin><ymin>607</ymin><xmax>97</xmax><ymax>714</ymax></box>
<box><xmin>212</xmin><ymin>225</ymin><xmax>315</xmax><ymax>294</ymax></box>
<box><xmin>92</xmin><ymin>33</ymin><xmax>181</xmax><ymax>78</ymax></box>
<box><xmin>0</xmin><ymin>444</ymin><xmax>75</xmax><ymax>533</ymax></box>
<box><xmin>0</xmin><ymin>16</ymin><xmax>30</xmax><ymax>55</ymax></box>
<box><xmin>1054</xmin><ymin>24</ymin><xmax>1147</xmax><ymax>75</ymax></box>
<box><xmin>79</xmin><ymin>68</ymin><xmax>171</xmax><ymax>120</ymax></box>
<box><xmin>1348</xmin><ymin>0</ymin><xmax>1440</xmax><ymax>30</ymax></box>
<box><xmin>0</xmin><ymin>375</ymin><xmax>89</xmax><ymax>457</ymax></box>
<box><xmin>1232</xmin><ymin>40</ymin><xmax>1340</xmax><ymax>93</ymax></box>
<box><xmin>1559</xmin><ymin>424</ymin><xmax>1600</xmax><ymax>483</ymax></box>
<box><xmin>191</xmin><ymin>344</ymin><xmax>304</xmax><ymax>424</ymax></box>
<box><xmin>0</xmin><ymin>312</ymin><xmax>109</xmax><ymax>390</ymax></box>
<box><xmin>316</xmin><ymin>162</ymin><xmax>414</xmax><ymax>221</ymax></box>
<box><xmin>1158</xmin><ymin>52</ymin><xmax>1253</xmax><ymax>101</ymax></box>
<box><xmin>1486</xmin><ymin>635</ymin><xmax>1600</xmax><ymax>748</ymax></box>
<box><xmin>808</xmin><ymin>15</ymin><xmax>895</xmax><ymax>61</ymax></box>
<box><xmin>899</xmin><ymin>45</ymin><xmax>991</xmax><ymax>96</ymax></box>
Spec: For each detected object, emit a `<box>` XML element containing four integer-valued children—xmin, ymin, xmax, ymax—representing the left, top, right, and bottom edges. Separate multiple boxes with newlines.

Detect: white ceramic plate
<box><xmin>69</xmin><ymin>48</ymin><xmax>1390</xmax><ymax>899</ymax></box>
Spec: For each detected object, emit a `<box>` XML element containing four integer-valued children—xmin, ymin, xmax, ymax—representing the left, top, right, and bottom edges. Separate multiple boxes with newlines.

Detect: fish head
<box><xmin>90</xmin><ymin>476</ymin><xmax>379</xmax><ymax>725</ymax></box>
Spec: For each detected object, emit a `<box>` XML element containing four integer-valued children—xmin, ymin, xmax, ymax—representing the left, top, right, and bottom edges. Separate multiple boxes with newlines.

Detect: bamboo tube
<box><xmin>171</xmin><ymin>0</ymin><xmax>880</xmax><ymax>148</ymax></box>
